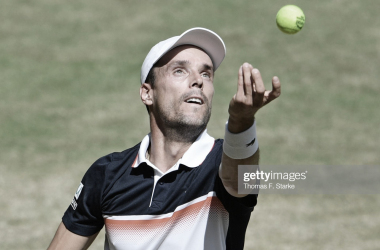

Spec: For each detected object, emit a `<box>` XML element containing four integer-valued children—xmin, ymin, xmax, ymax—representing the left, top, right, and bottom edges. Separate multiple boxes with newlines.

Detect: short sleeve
<box><xmin>62</xmin><ymin>154</ymin><xmax>111</xmax><ymax>236</ymax></box>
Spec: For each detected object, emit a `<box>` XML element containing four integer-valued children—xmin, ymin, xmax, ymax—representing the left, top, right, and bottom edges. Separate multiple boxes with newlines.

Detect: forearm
<box><xmin>219</xmin><ymin>116</ymin><xmax>260</xmax><ymax>197</ymax></box>
<box><xmin>220</xmin><ymin>148</ymin><xmax>259</xmax><ymax>197</ymax></box>
<box><xmin>227</xmin><ymin>114</ymin><xmax>254</xmax><ymax>134</ymax></box>
<box><xmin>48</xmin><ymin>222</ymin><xmax>98</xmax><ymax>250</ymax></box>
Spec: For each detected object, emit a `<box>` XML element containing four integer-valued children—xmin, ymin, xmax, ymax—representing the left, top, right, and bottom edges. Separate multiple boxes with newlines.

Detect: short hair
<box><xmin>146</xmin><ymin>67</ymin><xmax>156</xmax><ymax>88</ymax></box>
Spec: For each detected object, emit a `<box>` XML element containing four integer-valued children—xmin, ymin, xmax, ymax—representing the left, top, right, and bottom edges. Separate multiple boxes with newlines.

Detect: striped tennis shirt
<box><xmin>63</xmin><ymin>130</ymin><xmax>257</xmax><ymax>250</ymax></box>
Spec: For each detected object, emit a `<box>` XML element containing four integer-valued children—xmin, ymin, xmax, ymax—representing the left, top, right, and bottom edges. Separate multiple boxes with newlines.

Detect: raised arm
<box><xmin>219</xmin><ymin>63</ymin><xmax>281</xmax><ymax>197</ymax></box>
<box><xmin>47</xmin><ymin>222</ymin><xmax>98</xmax><ymax>250</ymax></box>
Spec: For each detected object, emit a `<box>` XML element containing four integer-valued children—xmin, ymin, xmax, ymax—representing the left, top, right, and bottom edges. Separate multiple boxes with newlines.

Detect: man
<box><xmin>48</xmin><ymin>27</ymin><xmax>281</xmax><ymax>250</ymax></box>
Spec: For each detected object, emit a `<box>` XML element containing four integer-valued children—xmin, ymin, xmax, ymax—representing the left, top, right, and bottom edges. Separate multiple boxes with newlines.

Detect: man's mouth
<box><xmin>185</xmin><ymin>97</ymin><xmax>204</xmax><ymax>105</ymax></box>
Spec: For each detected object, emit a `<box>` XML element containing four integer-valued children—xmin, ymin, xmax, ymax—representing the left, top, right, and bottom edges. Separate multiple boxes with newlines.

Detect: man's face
<box><xmin>149</xmin><ymin>45</ymin><xmax>214</xmax><ymax>132</ymax></box>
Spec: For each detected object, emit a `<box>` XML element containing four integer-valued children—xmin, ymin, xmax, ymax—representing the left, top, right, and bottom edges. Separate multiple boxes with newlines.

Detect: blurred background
<box><xmin>1</xmin><ymin>0</ymin><xmax>379</xmax><ymax>249</ymax></box>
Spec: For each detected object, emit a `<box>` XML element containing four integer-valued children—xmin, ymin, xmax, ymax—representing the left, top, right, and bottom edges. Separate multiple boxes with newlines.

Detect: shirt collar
<box><xmin>133</xmin><ymin>129</ymin><xmax>215</xmax><ymax>169</ymax></box>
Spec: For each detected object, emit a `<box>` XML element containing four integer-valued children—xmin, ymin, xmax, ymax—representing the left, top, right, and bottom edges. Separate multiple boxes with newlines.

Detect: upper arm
<box><xmin>219</xmin><ymin>148</ymin><xmax>260</xmax><ymax>197</ymax></box>
<box><xmin>51</xmin><ymin>157</ymin><xmax>110</xmax><ymax>249</ymax></box>
<box><xmin>48</xmin><ymin>222</ymin><xmax>99</xmax><ymax>250</ymax></box>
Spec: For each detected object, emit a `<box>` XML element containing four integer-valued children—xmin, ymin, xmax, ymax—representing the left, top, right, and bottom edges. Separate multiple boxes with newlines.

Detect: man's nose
<box><xmin>190</xmin><ymin>73</ymin><xmax>203</xmax><ymax>89</ymax></box>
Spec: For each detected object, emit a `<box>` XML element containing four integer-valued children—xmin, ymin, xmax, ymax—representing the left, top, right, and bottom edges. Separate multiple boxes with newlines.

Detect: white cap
<box><xmin>140</xmin><ymin>27</ymin><xmax>226</xmax><ymax>84</ymax></box>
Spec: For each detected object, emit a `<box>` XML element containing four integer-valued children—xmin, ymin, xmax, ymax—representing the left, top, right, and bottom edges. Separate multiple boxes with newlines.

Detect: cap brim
<box><xmin>170</xmin><ymin>27</ymin><xmax>226</xmax><ymax>71</ymax></box>
<box><xmin>141</xmin><ymin>27</ymin><xmax>226</xmax><ymax>84</ymax></box>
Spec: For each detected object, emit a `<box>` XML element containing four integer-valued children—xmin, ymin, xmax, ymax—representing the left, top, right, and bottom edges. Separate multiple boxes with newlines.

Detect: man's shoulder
<box><xmin>211</xmin><ymin>138</ymin><xmax>223</xmax><ymax>154</ymax></box>
<box><xmin>86</xmin><ymin>142</ymin><xmax>141</xmax><ymax>175</ymax></box>
<box><xmin>106</xmin><ymin>142</ymin><xmax>141</xmax><ymax>164</ymax></box>
<box><xmin>214</xmin><ymin>138</ymin><xmax>223</xmax><ymax>145</ymax></box>
<box><xmin>196</xmin><ymin>138</ymin><xmax>223</xmax><ymax>168</ymax></box>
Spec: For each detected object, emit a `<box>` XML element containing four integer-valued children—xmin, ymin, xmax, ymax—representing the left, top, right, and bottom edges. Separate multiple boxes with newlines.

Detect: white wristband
<box><xmin>223</xmin><ymin>120</ymin><xmax>259</xmax><ymax>159</ymax></box>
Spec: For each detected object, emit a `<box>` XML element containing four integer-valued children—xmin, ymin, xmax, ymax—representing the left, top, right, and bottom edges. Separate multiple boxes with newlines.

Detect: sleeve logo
<box><xmin>70</xmin><ymin>198</ymin><xmax>78</xmax><ymax>210</ymax></box>
<box><xmin>74</xmin><ymin>182</ymin><xmax>84</xmax><ymax>200</ymax></box>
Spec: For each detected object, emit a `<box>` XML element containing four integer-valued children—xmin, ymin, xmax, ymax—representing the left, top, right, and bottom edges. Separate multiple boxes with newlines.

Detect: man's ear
<box><xmin>140</xmin><ymin>83</ymin><xmax>153</xmax><ymax>106</ymax></box>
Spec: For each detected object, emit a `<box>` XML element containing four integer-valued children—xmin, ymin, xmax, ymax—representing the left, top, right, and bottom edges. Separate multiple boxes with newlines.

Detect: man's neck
<box><xmin>147</xmin><ymin>135</ymin><xmax>192</xmax><ymax>173</ymax></box>
<box><xmin>148</xmin><ymin>125</ymin><xmax>205</xmax><ymax>173</ymax></box>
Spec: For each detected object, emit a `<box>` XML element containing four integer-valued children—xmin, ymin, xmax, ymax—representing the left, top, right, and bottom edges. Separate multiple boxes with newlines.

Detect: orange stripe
<box><xmin>131</xmin><ymin>153</ymin><xmax>138</xmax><ymax>168</ymax></box>
<box><xmin>105</xmin><ymin>196</ymin><xmax>225</xmax><ymax>230</ymax></box>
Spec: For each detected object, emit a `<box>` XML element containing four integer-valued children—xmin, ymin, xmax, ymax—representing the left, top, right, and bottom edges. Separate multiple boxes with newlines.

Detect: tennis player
<box><xmin>48</xmin><ymin>27</ymin><xmax>281</xmax><ymax>250</ymax></box>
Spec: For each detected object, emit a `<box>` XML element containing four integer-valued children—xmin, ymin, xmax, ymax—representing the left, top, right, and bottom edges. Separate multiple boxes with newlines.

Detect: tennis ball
<box><xmin>276</xmin><ymin>5</ymin><xmax>305</xmax><ymax>34</ymax></box>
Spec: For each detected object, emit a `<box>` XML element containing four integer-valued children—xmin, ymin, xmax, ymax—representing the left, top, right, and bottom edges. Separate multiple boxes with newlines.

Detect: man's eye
<box><xmin>174</xmin><ymin>69</ymin><xmax>184</xmax><ymax>74</ymax></box>
<box><xmin>201</xmin><ymin>73</ymin><xmax>210</xmax><ymax>78</ymax></box>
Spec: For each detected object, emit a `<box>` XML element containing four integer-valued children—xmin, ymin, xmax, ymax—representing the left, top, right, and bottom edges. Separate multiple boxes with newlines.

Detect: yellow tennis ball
<box><xmin>276</xmin><ymin>5</ymin><xmax>305</xmax><ymax>34</ymax></box>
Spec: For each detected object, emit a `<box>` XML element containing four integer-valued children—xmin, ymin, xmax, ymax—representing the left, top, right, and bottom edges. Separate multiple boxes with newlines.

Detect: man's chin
<box><xmin>181</xmin><ymin>113</ymin><xmax>210</xmax><ymax>127</ymax></box>
<box><xmin>161</xmin><ymin>111</ymin><xmax>210</xmax><ymax>142</ymax></box>
<box><xmin>183</xmin><ymin>121</ymin><xmax>207</xmax><ymax>130</ymax></box>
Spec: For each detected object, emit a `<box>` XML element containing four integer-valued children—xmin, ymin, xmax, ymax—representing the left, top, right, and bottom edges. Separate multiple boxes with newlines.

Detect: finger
<box><xmin>236</xmin><ymin>66</ymin><xmax>245</xmax><ymax>99</ymax></box>
<box><xmin>251</xmin><ymin>68</ymin><xmax>265</xmax><ymax>106</ymax></box>
<box><xmin>242</xmin><ymin>63</ymin><xmax>253</xmax><ymax>97</ymax></box>
<box><xmin>266</xmin><ymin>76</ymin><xmax>281</xmax><ymax>104</ymax></box>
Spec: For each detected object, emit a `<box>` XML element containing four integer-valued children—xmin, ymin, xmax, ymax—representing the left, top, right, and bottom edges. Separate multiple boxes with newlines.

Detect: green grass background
<box><xmin>1</xmin><ymin>0</ymin><xmax>379</xmax><ymax>249</ymax></box>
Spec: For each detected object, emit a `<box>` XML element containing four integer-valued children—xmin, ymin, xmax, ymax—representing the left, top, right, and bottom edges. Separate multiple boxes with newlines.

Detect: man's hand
<box><xmin>220</xmin><ymin>63</ymin><xmax>281</xmax><ymax>197</ymax></box>
<box><xmin>228</xmin><ymin>63</ymin><xmax>281</xmax><ymax>133</ymax></box>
